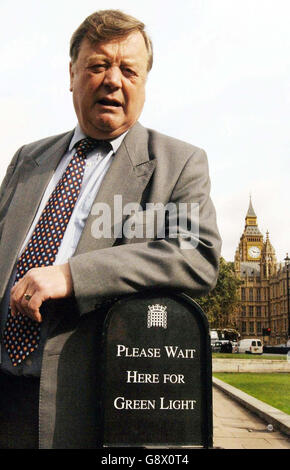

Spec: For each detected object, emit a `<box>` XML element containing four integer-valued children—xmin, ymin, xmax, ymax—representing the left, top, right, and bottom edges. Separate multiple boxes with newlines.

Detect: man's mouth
<box><xmin>97</xmin><ymin>98</ymin><xmax>122</xmax><ymax>107</ymax></box>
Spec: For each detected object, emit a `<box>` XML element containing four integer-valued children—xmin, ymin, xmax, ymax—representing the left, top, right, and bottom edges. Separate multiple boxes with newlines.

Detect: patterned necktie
<box><xmin>3</xmin><ymin>137</ymin><xmax>100</xmax><ymax>366</ymax></box>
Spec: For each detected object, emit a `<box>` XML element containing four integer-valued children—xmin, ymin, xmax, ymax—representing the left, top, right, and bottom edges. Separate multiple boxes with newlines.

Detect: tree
<box><xmin>197</xmin><ymin>257</ymin><xmax>241</xmax><ymax>329</ymax></box>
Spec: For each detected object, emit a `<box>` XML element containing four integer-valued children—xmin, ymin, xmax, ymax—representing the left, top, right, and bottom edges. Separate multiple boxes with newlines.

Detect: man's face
<box><xmin>69</xmin><ymin>31</ymin><xmax>148</xmax><ymax>140</ymax></box>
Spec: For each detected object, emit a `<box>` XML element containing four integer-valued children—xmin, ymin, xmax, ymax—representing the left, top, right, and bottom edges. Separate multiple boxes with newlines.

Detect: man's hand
<box><xmin>10</xmin><ymin>264</ymin><xmax>73</xmax><ymax>323</ymax></box>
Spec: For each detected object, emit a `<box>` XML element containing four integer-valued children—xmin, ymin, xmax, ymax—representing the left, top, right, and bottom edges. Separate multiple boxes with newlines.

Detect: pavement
<box><xmin>212</xmin><ymin>383</ymin><xmax>290</xmax><ymax>449</ymax></box>
<box><xmin>212</xmin><ymin>357</ymin><xmax>290</xmax><ymax>373</ymax></box>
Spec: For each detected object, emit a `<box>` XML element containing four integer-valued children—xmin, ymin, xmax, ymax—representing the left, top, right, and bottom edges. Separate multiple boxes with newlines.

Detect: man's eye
<box><xmin>90</xmin><ymin>64</ymin><xmax>106</xmax><ymax>72</ymax></box>
<box><xmin>122</xmin><ymin>67</ymin><xmax>136</xmax><ymax>77</ymax></box>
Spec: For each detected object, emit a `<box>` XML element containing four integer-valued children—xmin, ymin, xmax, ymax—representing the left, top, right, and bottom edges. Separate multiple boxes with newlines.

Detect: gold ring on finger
<box><xmin>24</xmin><ymin>293</ymin><xmax>32</xmax><ymax>301</ymax></box>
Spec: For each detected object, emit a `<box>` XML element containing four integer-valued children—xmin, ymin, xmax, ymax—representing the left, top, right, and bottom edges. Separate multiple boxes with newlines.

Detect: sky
<box><xmin>0</xmin><ymin>0</ymin><xmax>289</xmax><ymax>262</ymax></box>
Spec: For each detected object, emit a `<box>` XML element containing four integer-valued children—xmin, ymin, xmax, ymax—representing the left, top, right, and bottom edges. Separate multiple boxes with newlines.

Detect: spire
<box><xmin>261</xmin><ymin>230</ymin><xmax>277</xmax><ymax>276</ymax></box>
<box><xmin>246</xmin><ymin>196</ymin><xmax>256</xmax><ymax>218</ymax></box>
<box><xmin>264</xmin><ymin>231</ymin><xmax>275</xmax><ymax>254</ymax></box>
<box><xmin>244</xmin><ymin>196</ymin><xmax>262</xmax><ymax>234</ymax></box>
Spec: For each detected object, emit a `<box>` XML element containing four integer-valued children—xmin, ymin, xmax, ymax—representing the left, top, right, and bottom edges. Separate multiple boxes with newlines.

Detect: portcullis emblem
<box><xmin>147</xmin><ymin>304</ymin><xmax>167</xmax><ymax>329</ymax></box>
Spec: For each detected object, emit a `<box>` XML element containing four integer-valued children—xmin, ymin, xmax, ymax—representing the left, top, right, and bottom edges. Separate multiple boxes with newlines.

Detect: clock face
<box><xmin>248</xmin><ymin>246</ymin><xmax>261</xmax><ymax>258</ymax></box>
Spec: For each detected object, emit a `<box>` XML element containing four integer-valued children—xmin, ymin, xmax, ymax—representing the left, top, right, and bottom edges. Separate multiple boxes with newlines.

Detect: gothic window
<box><xmin>242</xmin><ymin>322</ymin><xmax>246</xmax><ymax>333</ymax></box>
<box><xmin>241</xmin><ymin>288</ymin><xmax>246</xmax><ymax>301</ymax></box>
<box><xmin>242</xmin><ymin>306</ymin><xmax>246</xmax><ymax>317</ymax></box>
<box><xmin>256</xmin><ymin>288</ymin><xmax>261</xmax><ymax>301</ymax></box>
<box><xmin>249</xmin><ymin>306</ymin><xmax>254</xmax><ymax>317</ymax></box>
<box><xmin>257</xmin><ymin>322</ymin><xmax>261</xmax><ymax>333</ymax></box>
<box><xmin>249</xmin><ymin>288</ymin><xmax>253</xmax><ymax>301</ymax></box>
<box><xmin>249</xmin><ymin>321</ymin><xmax>254</xmax><ymax>333</ymax></box>
<box><xmin>256</xmin><ymin>306</ymin><xmax>261</xmax><ymax>317</ymax></box>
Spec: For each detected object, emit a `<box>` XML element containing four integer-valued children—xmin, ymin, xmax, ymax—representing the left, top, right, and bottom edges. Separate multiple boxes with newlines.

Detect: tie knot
<box><xmin>75</xmin><ymin>137</ymin><xmax>112</xmax><ymax>159</ymax></box>
<box><xmin>75</xmin><ymin>137</ymin><xmax>99</xmax><ymax>158</ymax></box>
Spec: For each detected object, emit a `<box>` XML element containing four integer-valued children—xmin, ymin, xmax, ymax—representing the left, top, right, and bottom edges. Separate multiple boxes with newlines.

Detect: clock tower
<box><xmin>233</xmin><ymin>198</ymin><xmax>286</xmax><ymax>347</ymax></box>
<box><xmin>236</xmin><ymin>197</ymin><xmax>264</xmax><ymax>264</ymax></box>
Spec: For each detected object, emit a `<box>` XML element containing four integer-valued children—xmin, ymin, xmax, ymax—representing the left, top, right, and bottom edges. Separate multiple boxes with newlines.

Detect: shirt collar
<box><xmin>69</xmin><ymin>124</ymin><xmax>128</xmax><ymax>154</ymax></box>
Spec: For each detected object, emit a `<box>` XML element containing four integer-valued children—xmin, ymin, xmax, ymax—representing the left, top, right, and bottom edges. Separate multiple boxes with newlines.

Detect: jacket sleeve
<box><xmin>68</xmin><ymin>147</ymin><xmax>222</xmax><ymax>315</ymax></box>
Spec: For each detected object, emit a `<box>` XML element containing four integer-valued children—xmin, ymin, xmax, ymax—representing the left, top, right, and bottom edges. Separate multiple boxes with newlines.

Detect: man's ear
<box><xmin>69</xmin><ymin>62</ymin><xmax>74</xmax><ymax>92</ymax></box>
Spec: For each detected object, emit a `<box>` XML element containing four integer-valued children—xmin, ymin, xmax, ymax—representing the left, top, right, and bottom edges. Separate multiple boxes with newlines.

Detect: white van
<box><xmin>238</xmin><ymin>339</ymin><xmax>263</xmax><ymax>354</ymax></box>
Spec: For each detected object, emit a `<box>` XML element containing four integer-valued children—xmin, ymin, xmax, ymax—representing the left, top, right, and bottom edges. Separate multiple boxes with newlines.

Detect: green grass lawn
<box><xmin>213</xmin><ymin>372</ymin><xmax>290</xmax><ymax>414</ymax></box>
<box><xmin>212</xmin><ymin>353</ymin><xmax>287</xmax><ymax>360</ymax></box>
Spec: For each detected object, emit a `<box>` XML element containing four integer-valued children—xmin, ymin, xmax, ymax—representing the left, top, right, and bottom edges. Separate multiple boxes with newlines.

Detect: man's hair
<box><xmin>70</xmin><ymin>10</ymin><xmax>153</xmax><ymax>71</ymax></box>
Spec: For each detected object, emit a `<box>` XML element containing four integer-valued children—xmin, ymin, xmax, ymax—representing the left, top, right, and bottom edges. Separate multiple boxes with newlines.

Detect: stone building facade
<box><xmin>234</xmin><ymin>199</ymin><xmax>289</xmax><ymax>345</ymax></box>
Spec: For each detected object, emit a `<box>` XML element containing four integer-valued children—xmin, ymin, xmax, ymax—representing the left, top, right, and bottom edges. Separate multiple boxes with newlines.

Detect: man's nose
<box><xmin>103</xmin><ymin>66</ymin><xmax>122</xmax><ymax>90</ymax></box>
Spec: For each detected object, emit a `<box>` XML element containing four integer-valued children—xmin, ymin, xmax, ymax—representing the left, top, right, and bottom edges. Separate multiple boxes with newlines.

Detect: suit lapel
<box><xmin>0</xmin><ymin>131</ymin><xmax>73</xmax><ymax>298</ymax></box>
<box><xmin>75</xmin><ymin>122</ymin><xmax>156</xmax><ymax>254</ymax></box>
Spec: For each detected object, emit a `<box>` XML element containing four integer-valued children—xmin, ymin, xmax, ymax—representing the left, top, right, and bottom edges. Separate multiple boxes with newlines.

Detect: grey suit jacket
<box><xmin>0</xmin><ymin>122</ymin><xmax>221</xmax><ymax>448</ymax></box>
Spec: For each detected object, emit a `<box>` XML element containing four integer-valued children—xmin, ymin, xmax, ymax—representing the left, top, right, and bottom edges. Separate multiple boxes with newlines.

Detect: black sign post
<box><xmin>101</xmin><ymin>291</ymin><xmax>212</xmax><ymax>448</ymax></box>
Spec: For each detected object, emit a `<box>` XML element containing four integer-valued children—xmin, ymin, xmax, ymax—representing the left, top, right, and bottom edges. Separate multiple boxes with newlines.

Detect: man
<box><xmin>0</xmin><ymin>10</ymin><xmax>221</xmax><ymax>448</ymax></box>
